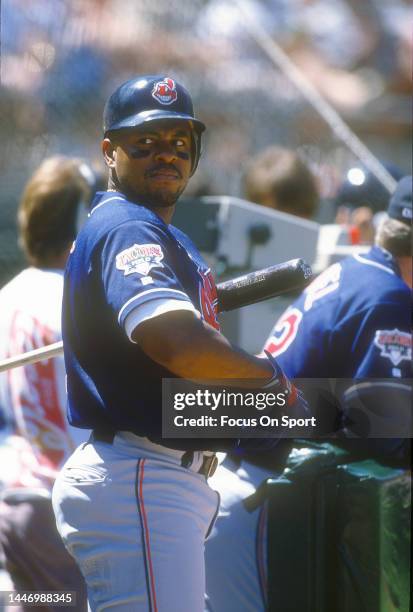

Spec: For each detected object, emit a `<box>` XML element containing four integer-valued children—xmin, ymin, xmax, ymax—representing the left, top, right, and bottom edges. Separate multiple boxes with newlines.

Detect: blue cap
<box><xmin>103</xmin><ymin>75</ymin><xmax>205</xmax><ymax>136</ymax></box>
<box><xmin>387</xmin><ymin>176</ymin><xmax>412</xmax><ymax>225</ymax></box>
<box><xmin>102</xmin><ymin>75</ymin><xmax>205</xmax><ymax>175</ymax></box>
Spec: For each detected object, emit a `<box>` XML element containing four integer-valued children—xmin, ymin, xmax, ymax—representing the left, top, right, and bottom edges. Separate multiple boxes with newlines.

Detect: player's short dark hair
<box><xmin>18</xmin><ymin>156</ymin><xmax>91</xmax><ymax>266</ymax></box>
<box><xmin>375</xmin><ymin>217</ymin><xmax>412</xmax><ymax>257</ymax></box>
<box><xmin>243</xmin><ymin>147</ymin><xmax>319</xmax><ymax>219</ymax></box>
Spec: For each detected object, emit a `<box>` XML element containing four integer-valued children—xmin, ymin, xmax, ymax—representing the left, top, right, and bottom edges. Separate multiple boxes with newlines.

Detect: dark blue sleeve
<box><xmin>347</xmin><ymin>301</ymin><xmax>412</xmax><ymax>378</ymax></box>
<box><xmin>99</xmin><ymin>221</ymin><xmax>194</xmax><ymax>332</ymax></box>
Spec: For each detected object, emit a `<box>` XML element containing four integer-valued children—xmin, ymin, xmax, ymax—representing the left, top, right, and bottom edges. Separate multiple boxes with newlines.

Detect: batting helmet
<box><xmin>103</xmin><ymin>75</ymin><xmax>206</xmax><ymax>174</ymax></box>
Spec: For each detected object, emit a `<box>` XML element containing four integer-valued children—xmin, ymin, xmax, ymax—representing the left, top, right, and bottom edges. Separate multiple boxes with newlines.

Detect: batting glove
<box><xmin>262</xmin><ymin>350</ymin><xmax>310</xmax><ymax>418</ymax></box>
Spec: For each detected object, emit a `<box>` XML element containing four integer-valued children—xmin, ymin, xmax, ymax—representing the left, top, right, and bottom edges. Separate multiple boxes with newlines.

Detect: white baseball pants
<box><xmin>52</xmin><ymin>432</ymin><xmax>220</xmax><ymax>612</ymax></box>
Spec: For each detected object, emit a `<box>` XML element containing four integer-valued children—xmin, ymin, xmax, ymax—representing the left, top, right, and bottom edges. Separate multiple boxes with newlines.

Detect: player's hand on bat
<box><xmin>261</xmin><ymin>350</ymin><xmax>310</xmax><ymax>418</ymax></box>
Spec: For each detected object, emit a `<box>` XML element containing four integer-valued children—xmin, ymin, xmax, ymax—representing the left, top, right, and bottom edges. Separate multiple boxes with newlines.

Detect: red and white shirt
<box><xmin>0</xmin><ymin>267</ymin><xmax>88</xmax><ymax>490</ymax></box>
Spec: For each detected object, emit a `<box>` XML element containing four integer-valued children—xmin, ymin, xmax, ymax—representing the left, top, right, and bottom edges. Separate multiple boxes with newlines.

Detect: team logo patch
<box><xmin>152</xmin><ymin>78</ymin><xmax>177</xmax><ymax>105</ymax></box>
<box><xmin>116</xmin><ymin>244</ymin><xmax>164</xmax><ymax>276</ymax></box>
<box><xmin>374</xmin><ymin>329</ymin><xmax>411</xmax><ymax>366</ymax></box>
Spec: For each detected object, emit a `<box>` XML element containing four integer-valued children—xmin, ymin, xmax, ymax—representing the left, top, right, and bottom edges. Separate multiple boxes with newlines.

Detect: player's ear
<box><xmin>102</xmin><ymin>138</ymin><xmax>116</xmax><ymax>169</ymax></box>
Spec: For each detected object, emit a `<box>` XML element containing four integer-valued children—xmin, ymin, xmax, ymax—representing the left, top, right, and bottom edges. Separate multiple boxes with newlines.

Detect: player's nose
<box><xmin>154</xmin><ymin>141</ymin><xmax>178</xmax><ymax>163</ymax></box>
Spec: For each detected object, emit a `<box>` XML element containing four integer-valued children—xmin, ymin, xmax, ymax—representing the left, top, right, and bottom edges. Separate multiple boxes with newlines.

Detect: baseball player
<box><xmin>205</xmin><ymin>175</ymin><xmax>412</xmax><ymax>612</ymax></box>
<box><xmin>265</xmin><ymin>175</ymin><xmax>412</xmax><ymax>381</ymax></box>
<box><xmin>0</xmin><ymin>156</ymin><xmax>91</xmax><ymax>611</ymax></box>
<box><xmin>51</xmin><ymin>74</ymin><xmax>309</xmax><ymax>612</ymax></box>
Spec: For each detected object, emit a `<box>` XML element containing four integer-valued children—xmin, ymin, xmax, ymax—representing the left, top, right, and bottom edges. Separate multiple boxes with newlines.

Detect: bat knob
<box><xmin>293</xmin><ymin>258</ymin><xmax>313</xmax><ymax>281</ymax></box>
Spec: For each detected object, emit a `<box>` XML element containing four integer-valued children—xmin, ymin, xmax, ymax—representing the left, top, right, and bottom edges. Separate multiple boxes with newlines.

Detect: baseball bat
<box><xmin>0</xmin><ymin>341</ymin><xmax>63</xmax><ymax>373</ymax></box>
<box><xmin>217</xmin><ymin>258</ymin><xmax>312</xmax><ymax>312</ymax></box>
<box><xmin>0</xmin><ymin>258</ymin><xmax>312</xmax><ymax>372</ymax></box>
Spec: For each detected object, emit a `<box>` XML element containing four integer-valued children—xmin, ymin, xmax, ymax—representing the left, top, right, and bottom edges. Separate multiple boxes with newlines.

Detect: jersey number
<box><xmin>265</xmin><ymin>308</ymin><xmax>302</xmax><ymax>357</ymax></box>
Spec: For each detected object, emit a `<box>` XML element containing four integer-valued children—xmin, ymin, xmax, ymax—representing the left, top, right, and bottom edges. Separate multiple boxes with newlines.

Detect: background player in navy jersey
<box><xmin>205</xmin><ymin>175</ymin><xmax>412</xmax><ymax>612</ymax></box>
<box><xmin>265</xmin><ymin>175</ymin><xmax>411</xmax><ymax>383</ymax></box>
<box><xmin>51</xmin><ymin>75</ymin><xmax>309</xmax><ymax>612</ymax></box>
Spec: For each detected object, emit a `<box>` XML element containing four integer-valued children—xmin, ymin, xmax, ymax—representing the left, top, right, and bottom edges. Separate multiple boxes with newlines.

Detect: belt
<box><xmin>92</xmin><ymin>431</ymin><xmax>218</xmax><ymax>479</ymax></box>
<box><xmin>92</xmin><ymin>429</ymin><xmax>115</xmax><ymax>444</ymax></box>
<box><xmin>181</xmin><ymin>451</ymin><xmax>219</xmax><ymax>479</ymax></box>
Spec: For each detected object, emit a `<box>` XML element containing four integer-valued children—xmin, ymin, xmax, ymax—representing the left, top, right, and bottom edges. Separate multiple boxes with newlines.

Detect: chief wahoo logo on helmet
<box><xmin>152</xmin><ymin>78</ymin><xmax>178</xmax><ymax>105</ymax></box>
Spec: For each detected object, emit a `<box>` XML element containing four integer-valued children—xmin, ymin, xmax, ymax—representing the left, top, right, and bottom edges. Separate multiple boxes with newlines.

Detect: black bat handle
<box><xmin>216</xmin><ymin>258</ymin><xmax>312</xmax><ymax>312</ymax></box>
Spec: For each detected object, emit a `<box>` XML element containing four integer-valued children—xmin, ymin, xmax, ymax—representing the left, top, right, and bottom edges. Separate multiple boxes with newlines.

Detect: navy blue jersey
<box><xmin>264</xmin><ymin>246</ymin><xmax>412</xmax><ymax>379</ymax></box>
<box><xmin>62</xmin><ymin>191</ymin><xmax>225</xmax><ymax>450</ymax></box>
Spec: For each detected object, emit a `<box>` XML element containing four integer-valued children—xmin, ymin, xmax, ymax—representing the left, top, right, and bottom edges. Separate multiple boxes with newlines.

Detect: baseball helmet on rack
<box><xmin>103</xmin><ymin>75</ymin><xmax>206</xmax><ymax>175</ymax></box>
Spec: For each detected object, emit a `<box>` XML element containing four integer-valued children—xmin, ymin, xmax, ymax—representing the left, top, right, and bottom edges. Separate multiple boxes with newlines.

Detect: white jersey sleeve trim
<box><xmin>124</xmin><ymin>298</ymin><xmax>200</xmax><ymax>342</ymax></box>
<box><xmin>89</xmin><ymin>196</ymin><xmax>126</xmax><ymax>216</ymax></box>
<box><xmin>118</xmin><ymin>287</ymin><xmax>191</xmax><ymax>323</ymax></box>
<box><xmin>353</xmin><ymin>253</ymin><xmax>395</xmax><ymax>276</ymax></box>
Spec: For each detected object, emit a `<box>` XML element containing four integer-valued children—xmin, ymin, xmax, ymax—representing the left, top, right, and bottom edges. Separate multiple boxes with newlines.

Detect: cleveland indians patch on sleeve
<box><xmin>116</xmin><ymin>244</ymin><xmax>164</xmax><ymax>276</ymax></box>
<box><xmin>374</xmin><ymin>329</ymin><xmax>412</xmax><ymax>366</ymax></box>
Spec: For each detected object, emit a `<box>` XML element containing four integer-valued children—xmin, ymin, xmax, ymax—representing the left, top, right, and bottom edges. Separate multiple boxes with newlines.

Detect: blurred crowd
<box><xmin>0</xmin><ymin>2</ymin><xmax>411</xmax><ymax>604</ymax></box>
<box><xmin>1</xmin><ymin>0</ymin><xmax>412</xmax><ymax>286</ymax></box>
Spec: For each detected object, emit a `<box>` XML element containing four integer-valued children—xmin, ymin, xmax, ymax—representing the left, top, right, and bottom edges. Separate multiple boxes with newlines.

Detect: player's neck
<box><xmin>149</xmin><ymin>204</ymin><xmax>175</xmax><ymax>225</ymax></box>
<box><xmin>34</xmin><ymin>248</ymin><xmax>70</xmax><ymax>270</ymax></box>
<box><xmin>107</xmin><ymin>180</ymin><xmax>176</xmax><ymax>224</ymax></box>
<box><xmin>396</xmin><ymin>256</ymin><xmax>412</xmax><ymax>288</ymax></box>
